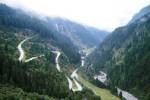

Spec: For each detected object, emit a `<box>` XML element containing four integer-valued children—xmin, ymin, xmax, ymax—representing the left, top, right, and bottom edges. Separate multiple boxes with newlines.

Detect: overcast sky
<box><xmin>1</xmin><ymin>0</ymin><xmax>150</xmax><ymax>31</ymax></box>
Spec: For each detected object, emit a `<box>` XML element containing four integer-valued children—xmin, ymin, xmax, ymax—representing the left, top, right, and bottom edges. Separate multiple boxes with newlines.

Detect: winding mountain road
<box><xmin>24</xmin><ymin>55</ymin><xmax>44</xmax><ymax>62</ymax></box>
<box><xmin>18</xmin><ymin>37</ymin><xmax>31</xmax><ymax>61</ymax></box>
<box><xmin>72</xmin><ymin>78</ymin><xmax>83</xmax><ymax>92</ymax></box>
<box><xmin>94</xmin><ymin>71</ymin><xmax>107</xmax><ymax>83</ymax></box>
<box><xmin>70</xmin><ymin>68</ymin><xmax>78</xmax><ymax>79</ymax></box>
<box><xmin>66</xmin><ymin>76</ymin><xmax>73</xmax><ymax>90</ymax></box>
<box><xmin>17</xmin><ymin>36</ymin><xmax>83</xmax><ymax>92</ymax></box>
<box><xmin>50</xmin><ymin>50</ymin><xmax>83</xmax><ymax>91</ymax></box>
<box><xmin>69</xmin><ymin>68</ymin><xmax>83</xmax><ymax>92</ymax></box>
<box><xmin>17</xmin><ymin>36</ymin><xmax>44</xmax><ymax>62</ymax></box>
<box><xmin>51</xmin><ymin>51</ymin><xmax>61</xmax><ymax>72</ymax></box>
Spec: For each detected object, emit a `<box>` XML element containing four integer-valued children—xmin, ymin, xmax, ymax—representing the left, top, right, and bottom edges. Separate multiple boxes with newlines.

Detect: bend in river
<box><xmin>70</xmin><ymin>68</ymin><xmax>78</xmax><ymax>79</ymax></box>
<box><xmin>117</xmin><ymin>88</ymin><xmax>138</xmax><ymax>100</ymax></box>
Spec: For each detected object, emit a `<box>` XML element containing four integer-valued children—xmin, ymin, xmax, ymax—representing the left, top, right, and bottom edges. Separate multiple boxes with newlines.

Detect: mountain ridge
<box><xmin>46</xmin><ymin>17</ymin><xmax>108</xmax><ymax>49</ymax></box>
<box><xmin>129</xmin><ymin>4</ymin><xmax>150</xmax><ymax>24</ymax></box>
<box><xmin>86</xmin><ymin>4</ymin><xmax>150</xmax><ymax>100</ymax></box>
<box><xmin>0</xmin><ymin>4</ymin><xmax>103</xmax><ymax>100</ymax></box>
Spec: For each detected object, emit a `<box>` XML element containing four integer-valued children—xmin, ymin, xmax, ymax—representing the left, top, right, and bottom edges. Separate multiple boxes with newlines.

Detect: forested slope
<box><xmin>86</xmin><ymin>9</ymin><xmax>150</xmax><ymax>100</ymax></box>
<box><xmin>0</xmin><ymin>4</ymin><xmax>101</xmax><ymax>100</ymax></box>
<box><xmin>0</xmin><ymin>4</ymin><xmax>80</xmax><ymax>64</ymax></box>
<box><xmin>46</xmin><ymin>17</ymin><xmax>108</xmax><ymax>49</ymax></box>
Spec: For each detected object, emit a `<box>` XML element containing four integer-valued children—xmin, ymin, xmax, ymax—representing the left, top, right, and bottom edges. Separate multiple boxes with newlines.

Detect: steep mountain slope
<box><xmin>0</xmin><ymin>4</ymin><xmax>102</xmax><ymax>100</ymax></box>
<box><xmin>86</xmin><ymin>6</ymin><xmax>150</xmax><ymax>100</ymax></box>
<box><xmin>46</xmin><ymin>17</ymin><xmax>108</xmax><ymax>49</ymax></box>
<box><xmin>129</xmin><ymin>4</ymin><xmax>150</xmax><ymax>24</ymax></box>
<box><xmin>0</xmin><ymin>4</ymin><xmax>80</xmax><ymax>64</ymax></box>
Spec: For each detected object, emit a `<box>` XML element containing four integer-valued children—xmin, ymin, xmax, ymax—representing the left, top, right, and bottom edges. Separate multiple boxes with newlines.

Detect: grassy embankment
<box><xmin>79</xmin><ymin>77</ymin><xmax>120</xmax><ymax>100</ymax></box>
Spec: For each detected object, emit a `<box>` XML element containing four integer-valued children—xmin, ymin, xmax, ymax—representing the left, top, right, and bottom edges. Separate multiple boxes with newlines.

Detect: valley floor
<box><xmin>79</xmin><ymin>77</ymin><xmax>120</xmax><ymax>100</ymax></box>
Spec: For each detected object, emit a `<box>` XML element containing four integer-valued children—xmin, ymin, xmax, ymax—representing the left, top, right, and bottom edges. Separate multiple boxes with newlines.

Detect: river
<box><xmin>18</xmin><ymin>38</ymin><xmax>137</xmax><ymax>98</ymax></box>
<box><xmin>93</xmin><ymin>71</ymin><xmax>138</xmax><ymax>100</ymax></box>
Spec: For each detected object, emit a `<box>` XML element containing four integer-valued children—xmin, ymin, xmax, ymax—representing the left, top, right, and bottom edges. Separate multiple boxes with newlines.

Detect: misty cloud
<box><xmin>1</xmin><ymin>0</ymin><xmax>150</xmax><ymax>31</ymax></box>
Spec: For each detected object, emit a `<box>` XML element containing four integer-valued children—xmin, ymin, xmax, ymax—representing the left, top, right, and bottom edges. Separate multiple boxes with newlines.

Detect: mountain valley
<box><xmin>0</xmin><ymin>3</ymin><xmax>150</xmax><ymax>100</ymax></box>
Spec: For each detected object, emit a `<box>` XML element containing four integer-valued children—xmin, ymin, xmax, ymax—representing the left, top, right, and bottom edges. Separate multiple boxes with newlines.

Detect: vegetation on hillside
<box><xmin>86</xmin><ymin>13</ymin><xmax>150</xmax><ymax>100</ymax></box>
<box><xmin>0</xmin><ymin>3</ymin><xmax>80</xmax><ymax>64</ymax></box>
<box><xmin>0</xmin><ymin>4</ymin><xmax>102</xmax><ymax>99</ymax></box>
<box><xmin>0</xmin><ymin>24</ymin><xmax>101</xmax><ymax>100</ymax></box>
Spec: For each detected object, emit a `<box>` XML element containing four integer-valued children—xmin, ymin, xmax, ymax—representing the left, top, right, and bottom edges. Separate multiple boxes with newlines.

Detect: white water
<box><xmin>94</xmin><ymin>71</ymin><xmax>107</xmax><ymax>83</ymax></box>
<box><xmin>81</xmin><ymin>56</ymin><xmax>85</xmax><ymax>67</ymax></box>
<box><xmin>117</xmin><ymin>88</ymin><xmax>138</xmax><ymax>100</ymax></box>
<box><xmin>52</xmin><ymin>51</ymin><xmax>61</xmax><ymax>72</ymax></box>
<box><xmin>93</xmin><ymin>71</ymin><xmax>138</xmax><ymax>100</ymax></box>
<box><xmin>55</xmin><ymin>24</ymin><xmax>59</xmax><ymax>31</ymax></box>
